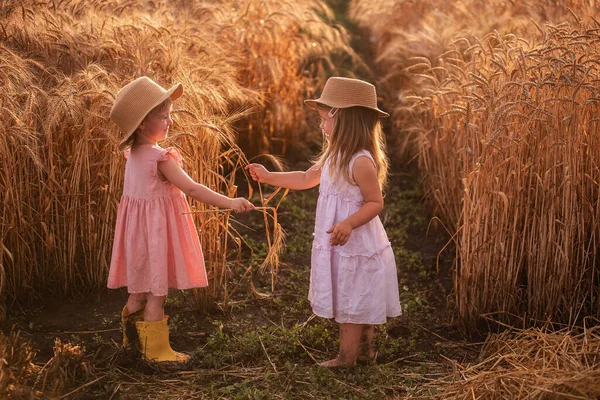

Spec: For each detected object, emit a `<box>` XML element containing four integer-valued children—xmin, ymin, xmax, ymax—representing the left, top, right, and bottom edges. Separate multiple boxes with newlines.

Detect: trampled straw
<box><xmin>426</xmin><ymin>324</ymin><xmax>600</xmax><ymax>399</ymax></box>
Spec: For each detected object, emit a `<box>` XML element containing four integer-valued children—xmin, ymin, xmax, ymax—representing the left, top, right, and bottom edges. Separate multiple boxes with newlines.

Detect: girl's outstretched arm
<box><xmin>159</xmin><ymin>157</ymin><xmax>254</xmax><ymax>212</ymax></box>
<box><xmin>327</xmin><ymin>156</ymin><xmax>384</xmax><ymax>246</ymax></box>
<box><xmin>245</xmin><ymin>163</ymin><xmax>320</xmax><ymax>190</ymax></box>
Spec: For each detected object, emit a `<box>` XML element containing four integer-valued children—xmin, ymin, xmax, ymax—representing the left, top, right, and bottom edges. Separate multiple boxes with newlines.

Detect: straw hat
<box><xmin>304</xmin><ymin>77</ymin><xmax>389</xmax><ymax>118</ymax></box>
<box><xmin>110</xmin><ymin>76</ymin><xmax>183</xmax><ymax>151</ymax></box>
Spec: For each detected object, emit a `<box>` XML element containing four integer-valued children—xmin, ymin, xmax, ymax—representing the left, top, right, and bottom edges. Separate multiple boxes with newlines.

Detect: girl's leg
<box><xmin>319</xmin><ymin>323</ymin><xmax>363</xmax><ymax>367</ymax></box>
<box><xmin>135</xmin><ymin>293</ymin><xmax>190</xmax><ymax>363</ymax></box>
<box><xmin>126</xmin><ymin>292</ymin><xmax>146</xmax><ymax>314</ymax></box>
<box><xmin>122</xmin><ymin>293</ymin><xmax>146</xmax><ymax>347</ymax></box>
<box><xmin>358</xmin><ymin>324</ymin><xmax>375</xmax><ymax>361</ymax></box>
<box><xmin>144</xmin><ymin>294</ymin><xmax>166</xmax><ymax>322</ymax></box>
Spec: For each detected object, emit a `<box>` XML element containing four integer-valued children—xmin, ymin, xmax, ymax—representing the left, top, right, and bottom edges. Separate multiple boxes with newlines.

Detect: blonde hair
<box><xmin>314</xmin><ymin>106</ymin><xmax>389</xmax><ymax>188</ymax></box>
<box><xmin>121</xmin><ymin>98</ymin><xmax>173</xmax><ymax>150</ymax></box>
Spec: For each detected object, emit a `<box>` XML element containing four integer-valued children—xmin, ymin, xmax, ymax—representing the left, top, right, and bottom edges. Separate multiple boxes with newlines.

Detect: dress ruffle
<box><xmin>157</xmin><ymin>147</ymin><xmax>182</xmax><ymax>164</ymax></box>
<box><xmin>309</xmin><ymin>243</ymin><xmax>400</xmax><ymax>324</ymax></box>
<box><xmin>312</xmin><ymin>240</ymin><xmax>392</xmax><ymax>258</ymax></box>
<box><xmin>154</xmin><ymin>147</ymin><xmax>182</xmax><ymax>181</ymax></box>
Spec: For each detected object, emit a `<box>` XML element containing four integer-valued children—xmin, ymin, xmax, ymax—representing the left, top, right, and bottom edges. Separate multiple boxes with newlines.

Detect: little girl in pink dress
<box><xmin>109</xmin><ymin>145</ymin><xmax>206</xmax><ymax>297</ymax></box>
<box><xmin>108</xmin><ymin>76</ymin><xmax>254</xmax><ymax>364</ymax></box>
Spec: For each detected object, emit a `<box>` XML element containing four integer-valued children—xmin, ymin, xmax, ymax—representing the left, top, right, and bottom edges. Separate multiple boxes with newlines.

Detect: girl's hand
<box><xmin>245</xmin><ymin>163</ymin><xmax>270</xmax><ymax>183</ymax></box>
<box><xmin>326</xmin><ymin>220</ymin><xmax>353</xmax><ymax>246</ymax></box>
<box><xmin>230</xmin><ymin>197</ymin><xmax>255</xmax><ymax>213</ymax></box>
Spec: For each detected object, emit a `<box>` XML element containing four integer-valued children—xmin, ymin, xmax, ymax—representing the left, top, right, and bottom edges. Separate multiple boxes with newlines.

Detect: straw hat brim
<box><xmin>117</xmin><ymin>83</ymin><xmax>183</xmax><ymax>151</ymax></box>
<box><xmin>304</xmin><ymin>99</ymin><xmax>390</xmax><ymax>118</ymax></box>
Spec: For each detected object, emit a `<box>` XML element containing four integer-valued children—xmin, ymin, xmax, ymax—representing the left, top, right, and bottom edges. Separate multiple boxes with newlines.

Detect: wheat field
<box><xmin>3</xmin><ymin>0</ymin><xmax>600</xmax><ymax>398</ymax></box>
<box><xmin>0</xmin><ymin>0</ymin><xmax>354</xmax><ymax>319</ymax></box>
<box><xmin>349</xmin><ymin>0</ymin><xmax>600</xmax><ymax>329</ymax></box>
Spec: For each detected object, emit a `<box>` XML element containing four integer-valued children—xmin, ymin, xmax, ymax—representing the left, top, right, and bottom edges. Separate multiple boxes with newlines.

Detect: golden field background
<box><xmin>1</xmin><ymin>0</ymin><xmax>600</xmax><ymax>329</ymax></box>
<box><xmin>0</xmin><ymin>0</ymin><xmax>355</xmax><ymax>318</ymax></box>
<box><xmin>350</xmin><ymin>0</ymin><xmax>600</xmax><ymax>330</ymax></box>
<box><xmin>1</xmin><ymin>0</ymin><xmax>600</xmax><ymax>398</ymax></box>
<box><xmin>0</xmin><ymin>0</ymin><xmax>599</xmax><ymax>331</ymax></box>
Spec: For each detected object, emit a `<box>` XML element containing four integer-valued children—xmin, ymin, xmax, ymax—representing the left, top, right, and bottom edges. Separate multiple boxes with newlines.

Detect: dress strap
<box><xmin>157</xmin><ymin>147</ymin><xmax>183</xmax><ymax>165</ymax></box>
<box><xmin>349</xmin><ymin>150</ymin><xmax>375</xmax><ymax>184</ymax></box>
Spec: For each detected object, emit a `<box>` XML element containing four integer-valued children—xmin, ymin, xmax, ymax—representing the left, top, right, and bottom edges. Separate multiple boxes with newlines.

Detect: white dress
<box><xmin>309</xmin><ymin>150</ymin><xmax>402</xmax><ymax>324</ymax></box>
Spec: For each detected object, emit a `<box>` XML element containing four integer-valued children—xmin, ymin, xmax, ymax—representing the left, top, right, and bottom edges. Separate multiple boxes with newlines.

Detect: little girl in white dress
<box><xmin>247</xmin><ymin>77</ymin><xmax>401</xmax><ymax>367</ymax></box>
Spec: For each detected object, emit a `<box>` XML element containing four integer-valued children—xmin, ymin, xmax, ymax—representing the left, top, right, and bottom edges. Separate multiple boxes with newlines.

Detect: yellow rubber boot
<box><xmin>135</xmin><ymin>317</ymin><xmax>191</xmax><ymax>363</ymax></box>
<box><xmin>121</xmin><ymin>305</ymin><xmax>144</xmax><ymax>347</ymax></box>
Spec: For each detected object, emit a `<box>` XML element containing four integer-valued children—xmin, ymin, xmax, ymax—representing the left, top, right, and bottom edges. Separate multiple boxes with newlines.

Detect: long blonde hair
<box><xmin>314</xmin><ymin>106</ymin><xmax>389</xmax><ymax>188</ymax></box>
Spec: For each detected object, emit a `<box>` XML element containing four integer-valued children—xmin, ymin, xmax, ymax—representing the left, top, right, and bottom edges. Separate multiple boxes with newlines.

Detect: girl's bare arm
<box><xmin>327</xmin><ymin>156</ymin><xmax>384</xmax><ymax>245</ymax></box>
<box><xmin>245</xmin><ymin>163</ymin><xmax>321</xmax><ymax>190</ymax></box>
<box><xmin>159</xmin><ymin>157</ymin><xmax>254</xmax><ymax>212</ymax></box>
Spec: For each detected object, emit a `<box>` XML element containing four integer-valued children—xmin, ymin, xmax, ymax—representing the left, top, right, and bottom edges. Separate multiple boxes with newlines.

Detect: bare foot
<box><xmin>318</xmin><ymin>358</ymin><xmax>355</xmax><ymax>368</ymax></box>
<box><xmin>356</xmin><ymin>353</ymin><xmax>378</xmax><ymax>365</ymax></box>
<box><xmin>357</xmin><ymin>350</ymin><xmax>377</xmax><ymax>362</ymax></box>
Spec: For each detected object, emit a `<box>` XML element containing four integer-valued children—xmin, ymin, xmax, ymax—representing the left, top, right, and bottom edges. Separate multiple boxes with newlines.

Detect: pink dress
<box><xmin>107</xmin><ymin>144</ymin><xmax>208</xmax><ymax>296</ymax></box>
<box><xmin>310</xmin><ymin>150</ymin><xmax>402</xmax><ymax>324</ymax></box>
